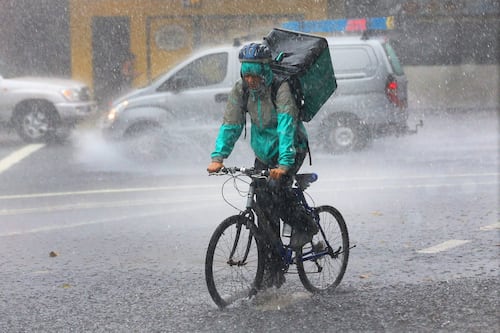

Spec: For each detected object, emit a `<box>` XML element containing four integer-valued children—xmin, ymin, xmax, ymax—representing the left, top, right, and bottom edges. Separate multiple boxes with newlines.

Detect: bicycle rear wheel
<box><xmin>296</xmin><ymin>205</ymin><xmax>349</xmax><ymax>293</ymax></box>
<box><xmin>205</xmin><ymin>214</ymin><xmax>265</xmax><ymax>308</ymax></box>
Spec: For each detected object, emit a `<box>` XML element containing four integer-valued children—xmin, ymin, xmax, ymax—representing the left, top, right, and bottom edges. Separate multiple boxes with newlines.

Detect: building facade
<box><xmin>68</xmin><ymin>0</ymin><xmax>337</xmax><ymax>102</ymax></box>
<box><xmin>0</xmin><ymin>0</ymin><xmax>497</xmax><ymax>103</ymax></box>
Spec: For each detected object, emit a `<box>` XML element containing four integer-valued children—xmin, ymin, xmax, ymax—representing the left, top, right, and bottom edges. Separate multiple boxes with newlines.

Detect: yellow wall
<box><xmin>70</xmin><ymin>0</ymin><xmax>329</xmax><ymax>88</ymax></box>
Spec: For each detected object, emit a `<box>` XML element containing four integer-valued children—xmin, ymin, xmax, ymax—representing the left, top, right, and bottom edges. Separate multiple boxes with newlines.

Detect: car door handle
<box><xmin>215</xmin><ymin>93</ymin><xmax>228</xmax><ymax>103</ymax></box>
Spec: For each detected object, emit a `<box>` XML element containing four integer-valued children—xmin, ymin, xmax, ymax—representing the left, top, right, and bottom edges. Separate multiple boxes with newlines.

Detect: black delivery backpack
<box><xmin>263</xmin><ymin>28</ymin><xmax>337</xmax><ymax>122</ymax></box>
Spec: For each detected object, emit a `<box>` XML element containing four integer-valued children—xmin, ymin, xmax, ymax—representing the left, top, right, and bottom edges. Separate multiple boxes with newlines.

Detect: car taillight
<box><xmin>386</xmin><ymin>76</ymin><xmax>405</xmax><ymax>107</ymax></box>
<box><xmin>387</xmin><ymin>81</ymin><xmax>397</xmax><ymax>90</ymax></box>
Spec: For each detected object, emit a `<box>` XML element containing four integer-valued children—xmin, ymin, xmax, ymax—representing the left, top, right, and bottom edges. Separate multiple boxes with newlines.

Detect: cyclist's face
<box><xmin>243</xmin><ymin>74</ymin><xmax>262</xmax><ymax>90</ymax></box>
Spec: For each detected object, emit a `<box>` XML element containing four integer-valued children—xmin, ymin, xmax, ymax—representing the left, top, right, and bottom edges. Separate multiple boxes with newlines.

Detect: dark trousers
<box><xmin>254</xmin><ymin>152</ymin><xmax>307</xmax><ymax>237</ymax></box>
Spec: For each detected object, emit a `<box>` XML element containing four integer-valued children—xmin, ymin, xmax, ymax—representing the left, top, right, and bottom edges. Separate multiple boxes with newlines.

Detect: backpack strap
<box><xmin>306</xmin><ymin>141</ymin><xmax>312</xmax><ymax>166</ymax></box>
<box><xmin>270</xmin><ymin>77</ymin><xmax>281</xmax><ymax>109</ymax></box>
<box><xmin>241</xmin><ymin>82</ymin><xmax>249</xmax><ymax>139</ymax></box>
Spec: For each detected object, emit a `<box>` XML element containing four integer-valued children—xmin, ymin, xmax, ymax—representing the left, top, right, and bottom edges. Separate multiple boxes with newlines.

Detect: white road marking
<box><xmin>417</xmin><ymin>239</ymin><xmax>471</xmax><ymax>254</ymax></box>
<box><xmin>0</xmin><ymin>201</ymin><xmax>215</xmax><ymax>237</ymax></box>
<box><xmin>0</xmin><ymin>172</ymin><xmax>497</xmax><ymax>201</ymax></box>
<box><xmin>480</xmin><ymin>222</ymin><xmax>500</xmax><ymax>231</ymax></box>
<box><xmin>0</xmin><ymin>184</ymin><xmax>219</xmax><ymax>200</ymax></box>
<box><xmin>0</xmin><ymin>193</ymin><xmax>232</xmax><ymax>216</ymax></box>
<box><xmin>320</xmin><ymin>172</ymin><xmax>499</xmax><ymax>183</ymax></box>
<box><xmin>0</xmin><ymin>211</ymin><xmax>166</xmax><ymax>237</ymax></box>
<box><xmin>0</xmin><ymin>144</ymin><xmax>45</xmax><ymax>174</ymax></box>
<box><xmin>311</xmin><ymin>181</ymin><xmax>498</xmax><ymax>193</ymax></box>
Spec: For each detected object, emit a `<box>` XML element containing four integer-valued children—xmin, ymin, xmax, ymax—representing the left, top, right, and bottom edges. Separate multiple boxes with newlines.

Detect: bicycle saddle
<box><xmin>295</xmin><ymin>173</ymin><xmax>318</xmax><ymax>189</ymax></box>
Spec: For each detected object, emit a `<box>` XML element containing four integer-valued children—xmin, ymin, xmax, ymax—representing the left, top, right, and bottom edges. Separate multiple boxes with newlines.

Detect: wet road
<box><xmin>0</xmin><ymin>110</ymin><xmax>498</xmax><ymax>332</ymax></box>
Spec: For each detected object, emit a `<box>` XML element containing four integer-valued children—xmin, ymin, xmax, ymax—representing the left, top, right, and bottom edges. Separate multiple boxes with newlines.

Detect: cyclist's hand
<box><xmin>207</xmin><ymin>161</ymin><xmax>224</xmax><ymax>173</ymax></box>
<box><xmin>269</xmin><ymin>167</ymin><xmax>287</xmax><ymax>180</ymax></box>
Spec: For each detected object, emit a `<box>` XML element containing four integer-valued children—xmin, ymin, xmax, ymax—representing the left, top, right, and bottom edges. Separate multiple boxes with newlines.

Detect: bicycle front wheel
<box><xmin>296</xmin><ymin>205</ymin><xmax>349</xmax><ymax>293</ymax></box>
<box><xmin>205</xmin><ymin>214</ymin><xmax>265</xmax><ymax>308</ymax></box>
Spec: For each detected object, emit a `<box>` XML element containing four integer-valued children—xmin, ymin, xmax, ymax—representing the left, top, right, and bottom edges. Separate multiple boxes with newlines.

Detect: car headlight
<box><xmin>61</xmin><ymin>88</ymin><xmax>80</xmax><ymax>102</ymax></box>
<box><xmin>107</xmin><ymin>100</ymin><xmax>129</xmax><ymax>122</ymax></box>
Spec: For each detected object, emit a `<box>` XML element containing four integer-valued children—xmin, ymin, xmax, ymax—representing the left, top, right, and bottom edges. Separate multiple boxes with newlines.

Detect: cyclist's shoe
<box><xmin>312</xmin><ymin>240</ymin><xmax>326</xmax><ymax>253</ymax></box>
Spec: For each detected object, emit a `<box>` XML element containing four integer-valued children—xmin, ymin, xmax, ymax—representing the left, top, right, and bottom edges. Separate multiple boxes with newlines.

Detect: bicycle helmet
<box><xmin>238</xmin><ymin>43</ymin><xmax>272</xmax><ymax>63</ymax></box>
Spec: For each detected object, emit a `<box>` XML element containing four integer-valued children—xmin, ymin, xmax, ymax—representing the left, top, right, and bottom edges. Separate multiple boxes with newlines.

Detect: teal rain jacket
<box><xmin>211</xmin><ymin>62</ymin><xmax>308</xmax><ymax>170</ymax></box>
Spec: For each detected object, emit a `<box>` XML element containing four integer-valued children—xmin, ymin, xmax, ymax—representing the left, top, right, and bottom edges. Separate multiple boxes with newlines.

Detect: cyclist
<box><xmin>207</xmin><ymin>42</ymin><xmax>318</xmax><ymax>285</ymax></box>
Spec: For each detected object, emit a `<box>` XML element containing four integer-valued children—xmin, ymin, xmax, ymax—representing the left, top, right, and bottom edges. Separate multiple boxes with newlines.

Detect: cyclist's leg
<box><xmin>272</xmin><ymin>152</ymin><xmax>318</xmax><ymax>248</ymax></box>
<box><xmin>254</xmin><ymin>157</ymin><xmax>282</xmax><ymax>241</ymax></box>
<box><xmin>254</xmin><ymin>158</ymin><xmax>288</xmax><ymax>287</ymax></box>
<box><xmin>254</xmin><ymin>188</ymin><xmax>285</xmax><ymax>288</ymax></box>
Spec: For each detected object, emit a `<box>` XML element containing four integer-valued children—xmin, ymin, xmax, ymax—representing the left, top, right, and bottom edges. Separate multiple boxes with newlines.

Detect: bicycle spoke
<box><xmin>296</xmin><ymin>205</ymin><xmax>349</xmax><ymax>293</ymax></box>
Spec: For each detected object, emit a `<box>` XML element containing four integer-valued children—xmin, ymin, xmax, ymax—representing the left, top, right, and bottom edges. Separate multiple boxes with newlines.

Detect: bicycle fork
<box><xmin>227</xmin><ymin>220</ymin><xmax>253</xmax><ymax>267</ymax></box>
<box><xmin>226</xmin><ymin>181</ymin><xmax>259</xmax><ymax>267</ymax></box>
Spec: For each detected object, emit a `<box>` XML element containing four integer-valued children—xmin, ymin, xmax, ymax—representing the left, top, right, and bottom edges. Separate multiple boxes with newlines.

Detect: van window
<box><xmin>159</xmin><ymin>52</ymin><xmax>228</xmax><ymax>91</ymax></box>
<box><xmin>383</xmin><ymin>42</ymin><xmax>404</xmax><ymax>76</ymax></box>
<box><xmin>331</xmin><ymin>46</ymin><xmax>376</xmax><ymax>78</ymax></box>
<box><xmin>0</xmin><ymin>60</ymin><xmax>15</xmax><ymax>78</ymax></box>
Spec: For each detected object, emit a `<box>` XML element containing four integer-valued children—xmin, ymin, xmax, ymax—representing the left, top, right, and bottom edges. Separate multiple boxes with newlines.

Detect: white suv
<box><xmin>102</xmin><ymin>34</ymin><xmax>411</xmax><ymax>157</ymax></box>
<box><xmin>0</xmin><ymin>61</ymin><xmax>97</xmax><ymax>142</ymax></box>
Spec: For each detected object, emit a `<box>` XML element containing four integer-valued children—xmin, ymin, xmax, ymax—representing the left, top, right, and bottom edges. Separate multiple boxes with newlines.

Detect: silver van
<box><xmin>101</xmin><ymin>34</ymin><xmax>412</xmax><ymax>158</ymax></box>
<box><xmin>315</xmin><ymin>35</ymin><xmax>409</xmax><ymax>151</ymax></box>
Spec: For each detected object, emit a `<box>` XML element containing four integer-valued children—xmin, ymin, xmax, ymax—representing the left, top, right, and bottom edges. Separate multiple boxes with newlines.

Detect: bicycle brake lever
<box><xmin>208</xmin><ymin>168</ymin><xmax>228</xmax><ymax>176</ymax></box>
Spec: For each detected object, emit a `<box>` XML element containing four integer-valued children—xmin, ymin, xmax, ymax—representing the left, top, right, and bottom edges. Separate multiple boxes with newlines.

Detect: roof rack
<box><xmin>282</xmin><ymin>16</ymin><xmax>395</xmax><ymax>36</ymax></box>
<box><xmin>233</xmin><ymin>34</ymin><xmax>257</xmax><ymax>47</ymax></box>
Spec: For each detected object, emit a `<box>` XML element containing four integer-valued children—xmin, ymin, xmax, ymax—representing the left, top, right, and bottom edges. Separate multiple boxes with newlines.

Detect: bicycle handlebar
<box><xmin>210</xmin><ymin>167</ymin><xmax>318</xmax><ymax>189</ymax></box>
<box><xmin>209</xmin><ymin>166</ymin><xmax>269</xmax><ymax>178</ymax></box>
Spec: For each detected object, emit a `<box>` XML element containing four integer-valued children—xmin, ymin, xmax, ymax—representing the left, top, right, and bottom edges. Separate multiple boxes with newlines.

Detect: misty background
<box><xmin>0</xmin><ymin>0</ymin><xmax>498</xmax><ymax>73</ymax></box>
<box><xmin>0</xmin><ymin>0</ymin><xmax>498</xmax><ymax>112</ymax></box>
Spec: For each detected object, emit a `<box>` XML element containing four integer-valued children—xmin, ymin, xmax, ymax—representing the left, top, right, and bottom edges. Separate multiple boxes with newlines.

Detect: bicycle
<box><xmin>204</xmin><ymin>166</ymin><xmax>350</xmax><ymax>309</ymax></box>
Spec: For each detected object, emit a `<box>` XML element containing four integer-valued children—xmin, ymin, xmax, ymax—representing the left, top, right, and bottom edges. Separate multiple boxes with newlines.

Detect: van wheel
<box><xmin>123</xmin><ymin>122</ymin><xmax>168</xmax><ymax>162</ymax></box>
<box><xmin>15</xmin><ymin>101</ymin><xmax>58</xmax><ymax>142</ymax></box>
<box><xmin>325</xmin><ymin>115</ymin><xmax>370</xmax><ymax>153</ymax></box>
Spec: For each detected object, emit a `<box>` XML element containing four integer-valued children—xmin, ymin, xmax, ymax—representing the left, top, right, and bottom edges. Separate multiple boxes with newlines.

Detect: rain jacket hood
<box><xmin>240</xmin><ymin>62</ymin><xmax>273</xmax><ymax>87</ymax></box>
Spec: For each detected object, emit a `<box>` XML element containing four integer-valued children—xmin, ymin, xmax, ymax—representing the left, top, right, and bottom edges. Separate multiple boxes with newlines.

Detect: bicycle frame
<box><xmin>241</xmin><ymin>176</ymin><xmax>326</xmax><ymax>270</ymax></box>
<box><xmin>221</xmin><ymin>167</ymin><xmax>338</xmax><ymax>271</ymax></box>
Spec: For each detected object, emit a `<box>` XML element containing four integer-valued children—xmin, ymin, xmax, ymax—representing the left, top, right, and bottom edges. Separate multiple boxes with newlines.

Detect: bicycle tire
<box><xmin>205</xmin><ymin>214</ymin><xmax>265</xmax><ymax>308</ymax></box>
<box><xmin>296</xmin><ymin>205</ymin><xmax>349</xmax><ymax>293</ymax></box>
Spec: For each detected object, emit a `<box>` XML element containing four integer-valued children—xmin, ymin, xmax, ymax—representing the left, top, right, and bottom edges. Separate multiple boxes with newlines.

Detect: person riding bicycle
<box><xmin>206</xmin><ymin>42</ymin><xmax>318</xmax><ymax>255</ymax></box>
